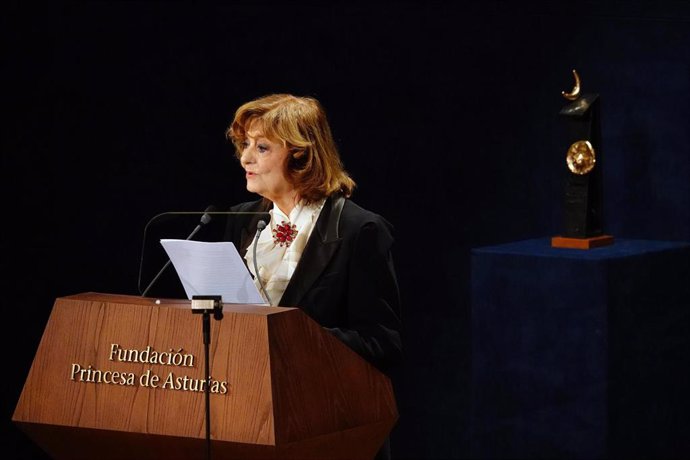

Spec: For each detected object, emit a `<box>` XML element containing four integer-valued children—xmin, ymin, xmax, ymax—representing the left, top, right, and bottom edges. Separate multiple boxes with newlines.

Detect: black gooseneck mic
<box><xmin>140</xmin><ymin>204</ymin><xmax>218</xmax><ymax>298</ymax></box>
<box><xmin>253</xmin><ymin>218</ymin><xmax>273</xmax><ymax>305</ymax></box>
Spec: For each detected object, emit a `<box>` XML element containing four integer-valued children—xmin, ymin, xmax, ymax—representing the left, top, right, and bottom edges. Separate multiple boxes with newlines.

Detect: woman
<box><xmin>223</xmin><ymin>94</ymin><xmax>402</xmax><ymax>459</ymax></box>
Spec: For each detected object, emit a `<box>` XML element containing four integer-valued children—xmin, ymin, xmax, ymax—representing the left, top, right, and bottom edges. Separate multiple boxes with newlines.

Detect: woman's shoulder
<box><xmin>342</xmin><ymin>199</ymin><xmax>390</xmax><ymax>223</ymax></box>
<box><xmin>340</xmin><ymin>199</ymin><xmax>395</xmax><ymax>239</ymax></box>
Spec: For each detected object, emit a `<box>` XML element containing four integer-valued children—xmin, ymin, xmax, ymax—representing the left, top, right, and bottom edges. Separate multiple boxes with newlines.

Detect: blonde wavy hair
<box><xmin>226</xmin><ymin>94</ymin><xmax>355</xmax><ymax>203</ymax></box>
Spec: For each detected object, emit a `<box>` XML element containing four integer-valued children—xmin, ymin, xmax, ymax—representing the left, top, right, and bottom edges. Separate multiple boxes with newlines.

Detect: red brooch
<box><xmin>272</xmin><ymin>221</ymin><xmax>298</xmax><ymax>247</ymax></box>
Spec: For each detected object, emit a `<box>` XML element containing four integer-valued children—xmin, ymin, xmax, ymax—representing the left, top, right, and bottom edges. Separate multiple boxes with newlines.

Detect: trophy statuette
<box><xmin>551</xmin><ymin>69</ymin><xmax>614</xmax><ymax>249</ymax></box>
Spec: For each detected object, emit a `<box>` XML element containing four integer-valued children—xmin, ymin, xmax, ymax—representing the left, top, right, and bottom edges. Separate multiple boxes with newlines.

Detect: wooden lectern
<box><xmin>13</xmin><ymin>293</ymin><xmax>398</xmax><ymax>459</ymax></box>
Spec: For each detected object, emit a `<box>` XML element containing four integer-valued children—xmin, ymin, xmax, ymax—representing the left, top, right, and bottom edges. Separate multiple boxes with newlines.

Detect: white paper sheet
<box><xmin>160</xmin><ymin>239</ymin><xmax>267</xmax><ymax>305</ymax></box>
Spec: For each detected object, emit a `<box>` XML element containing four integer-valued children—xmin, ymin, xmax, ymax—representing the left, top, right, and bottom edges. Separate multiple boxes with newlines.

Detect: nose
<box><xmin>240</xmin><ymin>147</ymin><xmax>255</xmax><ymax>167</ymax></box>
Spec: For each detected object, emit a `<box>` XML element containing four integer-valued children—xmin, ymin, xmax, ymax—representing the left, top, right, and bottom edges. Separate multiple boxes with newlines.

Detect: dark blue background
<box><xmin>3</xmin><ymin>2</ymin><xmax>689</xmax><ymax>459</ymax></box>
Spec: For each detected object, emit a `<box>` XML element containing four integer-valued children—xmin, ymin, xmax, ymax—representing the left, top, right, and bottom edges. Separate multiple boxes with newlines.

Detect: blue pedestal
<box><xmin>470</xmin><ymin>238</ymin><xmax>690</xmax><ymax>459</ymax></box>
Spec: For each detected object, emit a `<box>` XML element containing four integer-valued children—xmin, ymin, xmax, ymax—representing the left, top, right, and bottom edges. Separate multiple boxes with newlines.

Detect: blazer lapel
<box><xmin>278</xmin><ymin>195</ymin><xmax>343</xmax><ymax>307</ymax></box>
<box><xmin>238</xmin><ymin>199</ymin><xmax>272</xmax><ymax>258</ymax></box>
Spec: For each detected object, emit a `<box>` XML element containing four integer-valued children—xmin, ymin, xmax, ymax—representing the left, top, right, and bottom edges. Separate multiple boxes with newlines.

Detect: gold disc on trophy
<box><xmin>566</xmin><ymin>140</ymin><xmax>596</xmax><ymax>175</ymax></box>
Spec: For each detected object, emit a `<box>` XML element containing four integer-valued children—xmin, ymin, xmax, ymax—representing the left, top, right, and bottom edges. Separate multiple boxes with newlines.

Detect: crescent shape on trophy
<box><xmin>562</xmin><ymin>69</ymin><xmax>581</xmax><ymax>101</ymax></box>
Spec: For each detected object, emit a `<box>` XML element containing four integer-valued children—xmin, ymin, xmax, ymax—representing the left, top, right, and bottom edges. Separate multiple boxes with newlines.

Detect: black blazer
<box><xmin>223</xmin><ymin>195</ymin><xmax>402</xmax><ymax>373</ymax></box>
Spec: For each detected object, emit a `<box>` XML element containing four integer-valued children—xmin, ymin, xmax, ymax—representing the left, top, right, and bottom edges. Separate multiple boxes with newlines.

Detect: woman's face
<box><xmin>239</xmin><ymin>120</ymin><xmax>294</xmax><ymax>204</ymax></box>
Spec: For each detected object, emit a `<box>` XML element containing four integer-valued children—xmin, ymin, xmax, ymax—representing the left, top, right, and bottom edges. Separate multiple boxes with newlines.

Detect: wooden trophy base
<box><xmin>551</xmin><ymin>234</ymin><xmax>614</xmax><ymax>249</ymax></box>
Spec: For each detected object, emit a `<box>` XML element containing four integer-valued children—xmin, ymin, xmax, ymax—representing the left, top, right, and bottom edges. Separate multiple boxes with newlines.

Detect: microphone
<box><xmin>253</xmin><ymin>218</ymin><xmax>273</xmax><ymax>306</ymax></box>
<box><xmin>140</xmin><ymin>204</ymin><xmax>218</xmax><ymax>297</ymax></box>
<box><xmin>187</xmin><ymin>204</ymin><xmax>217</xmax><ymax>239</ymax></box>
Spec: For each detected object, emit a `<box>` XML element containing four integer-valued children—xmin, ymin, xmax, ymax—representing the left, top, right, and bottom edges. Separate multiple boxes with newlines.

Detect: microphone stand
<box><xmin>191</xmin><ymin>295</ymin><xmax>223</xmax><ymax>460</ymax></box>
<box><xmin>136</xmin><ymin>210</ymin><xmax>271</xmax><ymax>458</ymax></box>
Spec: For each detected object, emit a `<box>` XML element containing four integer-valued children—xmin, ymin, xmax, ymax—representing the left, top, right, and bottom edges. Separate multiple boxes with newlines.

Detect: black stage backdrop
<box><xmin>3</xmin><ymin>2</ymin><xmax>689</xmax><ymax>459</ymax></box>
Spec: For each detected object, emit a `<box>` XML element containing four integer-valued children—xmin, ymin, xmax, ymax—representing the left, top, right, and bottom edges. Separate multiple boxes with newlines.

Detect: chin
<box><xmin>246</xmin><ymin>185</ymin><xmax>265</xmax><ymax>198</ymax></box>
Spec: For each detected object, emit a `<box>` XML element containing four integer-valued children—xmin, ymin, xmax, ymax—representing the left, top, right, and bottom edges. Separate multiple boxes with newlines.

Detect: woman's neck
<box><xmin>271</xmin><ymin>192</ymin><xmax>299</xmax><ymax>216</ymax></box>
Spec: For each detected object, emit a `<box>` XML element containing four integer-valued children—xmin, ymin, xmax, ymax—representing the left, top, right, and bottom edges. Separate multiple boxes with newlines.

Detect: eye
<box><xmin>257</xmin><ymin>144</ymin><xmax>269</xmax><ymax>153</ymax></box>
<box><xmin>239</xmin><ymin>140</ymin><xmax>249</xmax><ymax>150</ymax></box>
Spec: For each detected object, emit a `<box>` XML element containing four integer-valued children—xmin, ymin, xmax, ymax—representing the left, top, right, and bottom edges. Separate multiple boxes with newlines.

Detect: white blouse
<box><xmin>245</xmin><ymin>199</ymin><xmax>326</xmax><ymax>306</ymax></box>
